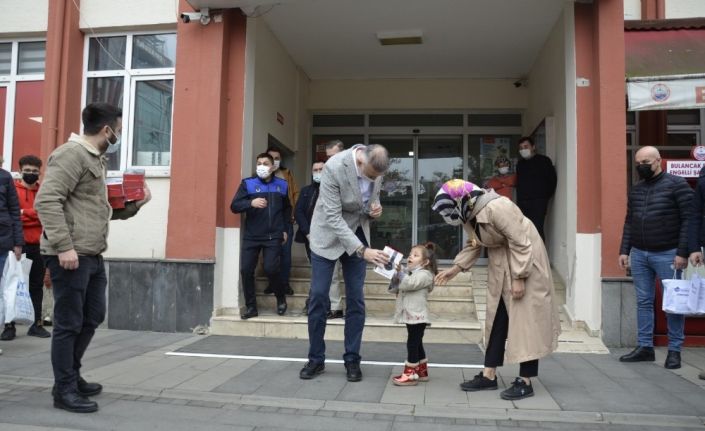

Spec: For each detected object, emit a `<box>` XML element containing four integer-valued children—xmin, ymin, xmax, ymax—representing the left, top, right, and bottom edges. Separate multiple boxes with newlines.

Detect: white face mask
<box><xmin>256</xmin><ymin>165</ymin><xmax>271</xmax><ymax>179</ymax></box>
<box><xmin>273</xmin><ymin>160</ymin><xmax>281</xmax><ymax>170</ymax></box>
<box><xmin>498</xmin><ymin>167</ymin><xmax>510</xmax><ymax>175</ymax></box>
<box><xmin>312</xmin><ymin>173</ymin><xmax>322</xmax><ymax>183</ymax></box>
<box><xmin>519</xmin><ymin>149</ymin><xmax>532</xmax><ymax>159</ymax></box>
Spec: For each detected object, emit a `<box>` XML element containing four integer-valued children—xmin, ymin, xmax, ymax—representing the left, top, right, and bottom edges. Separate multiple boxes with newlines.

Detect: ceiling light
<box><xmin>377</xmin><ymin>30</ymin><xmax>423</xmax><ymax>46</ymax></box>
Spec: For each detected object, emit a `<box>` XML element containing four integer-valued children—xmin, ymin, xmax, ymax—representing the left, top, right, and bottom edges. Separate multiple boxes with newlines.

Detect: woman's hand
<box><xmin>511</xmin><ymin>278</ymin><xmax>525</xmax><ymax>300</ymax></box>
<box><xmin>435</xmin><ymin>264</ymin><xmax>462</xmax><ymax>285</ymax></box>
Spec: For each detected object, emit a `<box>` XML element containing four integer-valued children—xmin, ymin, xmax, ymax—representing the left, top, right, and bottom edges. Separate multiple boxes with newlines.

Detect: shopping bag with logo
<box><xmin>661</xmin><ymin>270</ymin><xmax>695</xmax><ymax>315</ymax></box>
<box><xmin>3</xmin><ymin>252</ymin><xmax>34</xmax><ymax>325</ymax></box>
<box><xmin>689</xmin><ymin>267</ymin><xmax>705</xmax><ymax>315</ymax></box>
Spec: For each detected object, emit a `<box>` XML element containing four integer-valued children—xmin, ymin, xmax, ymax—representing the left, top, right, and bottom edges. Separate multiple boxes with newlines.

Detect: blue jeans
<box><xmin>308</xmin><ymin>249</ymin><xmax>367</xmax><ymax>364</ymax></box>
<box><xmin>280</xmin><ymin>224</ymin><xmax>294</xmax><ymax>287</ymax></box>
<box><xmin>629</xmin><ymin>247</ymin><xmax>685</xmax><ymax>351</ymax></box>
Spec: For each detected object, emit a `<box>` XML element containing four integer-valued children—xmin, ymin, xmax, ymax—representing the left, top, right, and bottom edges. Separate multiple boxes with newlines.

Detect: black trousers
<box><xmin>44</xmin><ymin>255</ymin><xmax>106</xmax><ymax>393</ymax></box>
<box><xmin>24</xmin><ymin>244</ymin><xmax>45</xmax><ymax>322</ymax></box>
<box><xmin>240</xmin><ymin>238</ymin><xmax>283</xmax><ymax>309</ymax></box>
<box><xmin>484</xmin><ymin>297</ymin><xmax>539</xmax><ymax>378</ymax></box>
<box><xmin>406</xmin><ymin>323</ymin><xmax>427</xmax><ymax>363</ymax></box>
<box><xmin>518</xmin><ymin>198</ymin><xmax>549</xmax><ymax>242</ymax></box>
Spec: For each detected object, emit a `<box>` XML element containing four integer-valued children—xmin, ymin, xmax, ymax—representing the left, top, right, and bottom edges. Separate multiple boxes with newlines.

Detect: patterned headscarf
<box><xmin>431</xmin><ymin>179</ymin><xmax>485</xmax><ymax>226</ymax></box>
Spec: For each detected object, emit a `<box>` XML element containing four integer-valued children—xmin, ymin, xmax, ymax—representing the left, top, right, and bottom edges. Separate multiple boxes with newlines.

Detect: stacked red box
<box><xmin>106</xmin><ymin>179</ymin><xmax>126</xmax><ymax>209</ymax></box>
<box><xmin>122</xmin><ymin>169</ymin><xmax>145</xmax><ymax>201</ymax></box>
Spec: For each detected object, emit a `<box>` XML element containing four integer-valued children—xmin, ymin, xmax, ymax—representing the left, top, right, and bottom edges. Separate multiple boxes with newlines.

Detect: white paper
<box><xmin>374</xmin><ymin>246</ymin><xmax>404</xmax><ymax>279</ymax></box>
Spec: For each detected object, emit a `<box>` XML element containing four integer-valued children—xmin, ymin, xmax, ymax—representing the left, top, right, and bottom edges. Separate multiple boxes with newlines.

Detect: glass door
<box><xmin>417</xmin><ymin>135</ymin><xmax>463</xmax><ymax>259</ymax></box>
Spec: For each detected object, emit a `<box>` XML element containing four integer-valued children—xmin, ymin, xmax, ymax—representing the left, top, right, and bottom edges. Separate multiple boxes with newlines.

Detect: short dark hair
<box><xmin>325</xmin><ymin>140</ymin><xmax>344</xmax><ymax>152</ymax></box>
<box><xmin>266</xmin><ymin>147</ymin><xmax>281</xmax><ymax>156</ymax></box>
<box><xmin>256</xmin><ymin>153</ymin><xmax>274</xmax><ymax>164</ymax></box>
<box><xmin>82</xmin><ymin>103</ymin><xmax>122</xmax><ymax>135</ymax></box>
<box><xmin>518</xmin><ymin>136</ymin><xmax>534</xmax><ymax>146</ymax></box>
<box><xmin>18</xmin><ymin>155</ymin><xmax>42</xmax><ymax>170</ymax></box>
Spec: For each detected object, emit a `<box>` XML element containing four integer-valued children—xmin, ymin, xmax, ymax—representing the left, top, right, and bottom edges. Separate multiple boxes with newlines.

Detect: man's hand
<box><xmin>363</xmin><ymin>248</ymin><xmax>390</xmax><ymax>267</ymax></box>
<box><xmin>369</xmin><ymin>202</ymin><xmax>383</xmax><ymax>219</ymax></box>
<box><xmin>136</xmin><ymin>183</ymin><xmax>152</xmax><ymax>209</ymax></box>
<box><xmin>58</xmin><ymin>249</ymin><xmax>79</xmax><ymax>270</ymax></box>
<box><xmin>435</xmin><ymin>264</ymin><xmax>462</xmax><ymax>285</ymax></box>
<box><xmin>618</xmin><ymin>254</ymin><xmax>629</xmax><ymax>270</ymax></box>
<box><xmin>282</xmin><ymin>231</ymin><xmax>288</xmax><ymax>244</ymax></box>
<box><xmin>251</xmin><ymin>198</ymin><xmax>267</xmax><ymax>208</ymax></box>
<box><xmin>511</xmin><ymin>278</ymin><xmax>526</xmax><ymax>300</ymax></box>
<box><xmin>690</xmin><ymin>251</ymin><xmax>703</xmax><ymax>266</ymax></box>
<box><xmin>13</xmin><ymin>246</ymin><xmax>22</xmax><ymax>261</ymax></box>
<box><xmin>674</xmin><ymin>255</ymin><xmax>688</xmax><ymax>270</ymax></box>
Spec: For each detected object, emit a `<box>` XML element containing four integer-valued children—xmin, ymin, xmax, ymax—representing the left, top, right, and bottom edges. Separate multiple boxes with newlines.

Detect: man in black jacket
<box><xmin>618</xmin><ymin>146</ymin><xmax>692</xmax><ymax>370</ymax></box>
<box><xmin>231</xmin><ymin>153</ymin><xmax>292</xmax><ymax>319</ymax></box>
<box><xmin>0</xmin><ymin>163</ymin><xmax>25</xmax><ymax>342</ymax></box>
<box><xmin>687</xmin><ymin>165</ymin><xmax>705</xmax><ymax>381</ymax></box>
<box><xmin>516</xmin><ymin>137</ymin><xmax>557</xmax><ymax>242</ymax></box>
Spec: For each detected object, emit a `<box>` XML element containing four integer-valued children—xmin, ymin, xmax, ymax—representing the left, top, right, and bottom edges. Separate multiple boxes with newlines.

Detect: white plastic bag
<box><xmin>689</xmin><ymin>269</ymin><xmax>705</xmax><ymax>315</ymax></box>
<box><xmin>662</xmin><ymin>270</ymin><xmax>696</xmax><ymax>315</ymax></box>
<box><xmin>3</xmin><ymin>251</ymin><xmax>34</xmax><ymax>325</ymax></box>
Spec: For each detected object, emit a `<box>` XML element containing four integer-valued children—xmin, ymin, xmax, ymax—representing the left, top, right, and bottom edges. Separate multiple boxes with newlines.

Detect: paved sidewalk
<box><xmin>0</xmin><ymin>328</ymin><xmax>704</xmax><ymax>430</ymax></box>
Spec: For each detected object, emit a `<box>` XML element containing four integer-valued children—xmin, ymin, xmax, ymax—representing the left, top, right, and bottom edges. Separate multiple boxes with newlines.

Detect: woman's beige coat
<box><xmin>453</xmin><ymin>194</ymin><xmax>561</xmax><ymax>364</ymax></box>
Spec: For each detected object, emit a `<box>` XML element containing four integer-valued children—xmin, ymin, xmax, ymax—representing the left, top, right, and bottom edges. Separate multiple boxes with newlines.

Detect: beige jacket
<box><xmin>35</xmin><ymin>134</ymin><xmax>139</xmax><ymax>256</ymax></box>
<box><xmin>454</xmin><ymin>193</ymin><xmax>561</xmax><ymax>364</ymax></box>
<box><xmin>390</xmin><ymin>268</ymin><xmax>434</xmax><ymax>324</ymax></box>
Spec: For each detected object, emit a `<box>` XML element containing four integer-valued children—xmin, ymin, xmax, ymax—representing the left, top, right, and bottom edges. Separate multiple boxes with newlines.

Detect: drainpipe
<box><xmin>41</xmin><ymin>0</ymin><xmax>68</xmax><ymax>160</ymax></box>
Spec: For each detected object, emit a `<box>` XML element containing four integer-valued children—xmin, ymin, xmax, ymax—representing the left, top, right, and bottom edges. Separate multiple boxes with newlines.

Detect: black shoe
<box><xmin>53</xmin><ymin>390</ymin><xmax>98</xmax><ymax>413</ymax></box>
<box><xmin>699</xmin><ymin>371</ymin><xmax>705</xmax><ymax>380</ymax></box>
<box><xmin>27</xmin><ymin>323</ymin><xmax>51</xmax><ymax>338</ymax></box>
<box><xmin>263</xmin><ymin>286</ymin><xmax>274</xmax><ymax>294</ymax></box>
<box><xmin>299</xmin><ymin>361</ymin><xmax>325</xmax><ymax>379</ymax></box>
<box><xmin>285</xmin><ymin>284</ymin><xmax>294</xmax><ymax>296</ymax></box>
<box><xmin>1</xmin><ymin>323</ymin><xmax>16</xmax><ymax>341</ymax></box>
<box><xmin>460</xmin><ymin>372</ymin><xmax>498</xmax><ymax>392</ymax></box>
<box><xmin>664</xmin><ymin>351</ymin><xmax>681</xmax><ymax>369</ymax></box>
<box><xmin>619</xmin><ymin>346</ymin><xmax>655</xmax><ymax>362</ymax></box>
<box><xmin>326</xmin><ymin>310</ymin><xmax>344</xmax><ymax>319</ymax></box>
<box><xmin>78</xmin><ymin>377</ymin><xmax>103</xmax><ymax>397</ymax></box>
<box><xmin>345</xmin><ymin>362</ymin><xmax>362</xmax><ymax>382</ymax></box>
<box><xmin>302</xmin><ymin>298</ymin><xmax>309</xmax><ymax>316</ymax></box>
<box><xmin>241</xmin><ymin>307</ymin><xmax>258</xmax><ymax>320</ymax></box>
<box><xmin>277</xmin><ymin>298</ymin><xmax>287</xmax><ymax>316</ymax></box>
<box><xmin>500</xmin><ymin>377</ymin><xmax>534</xmax><ymax>400</ymax></box>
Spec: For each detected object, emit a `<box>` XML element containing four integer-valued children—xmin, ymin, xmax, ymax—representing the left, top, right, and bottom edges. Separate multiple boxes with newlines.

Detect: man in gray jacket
<box><xmin>299</xmin><ymin>144</ymin><xmax>391</xmax><ymax>382</ymax></box>
<box><xmin>36</xmin><ymin>103</ymin><xmax>151</xmax><ymax>413</ymax></box>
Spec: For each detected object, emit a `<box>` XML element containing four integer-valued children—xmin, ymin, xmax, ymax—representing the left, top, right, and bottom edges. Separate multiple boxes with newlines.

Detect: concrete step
<box><xmin>255</xmin><ymin>278</ymin><xmax>473</xmax><ymax>297</ymax></box>
<box><xmin>272</xmin><ymin>264</ymin><xmax>476</xmax><ymax>284</ymax></box>
<box><xmin>254</xmin><ymin>293</ymin><xmax>475</xmax><ymax>315</ymax></box>
<box><xmin>210</xmin><ymin>311</ymin><xmax>482</xmax><ymax>344</ymax></box>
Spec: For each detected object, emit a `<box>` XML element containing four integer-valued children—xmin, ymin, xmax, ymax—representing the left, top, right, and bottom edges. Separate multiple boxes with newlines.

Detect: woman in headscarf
<box><xmin>432</xmin><ymin>179</ymin><xmax>560</xmax><ymax>401</ymax></box>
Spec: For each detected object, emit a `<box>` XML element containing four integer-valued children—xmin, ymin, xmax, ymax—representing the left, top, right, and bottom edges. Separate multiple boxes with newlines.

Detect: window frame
<box><xmin>81</xmin><ymin>31</ymin><xmax>176</xmax><ymax>177</ymax></box>
<box><xmin>0</xmin><ymin>37</ymin><xmax>46</xmax><ymax>172</ymax></box>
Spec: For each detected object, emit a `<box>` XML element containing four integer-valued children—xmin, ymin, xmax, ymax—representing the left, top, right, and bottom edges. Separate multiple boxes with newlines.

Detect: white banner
<box><xmin>666</xmin><ymin>160</ymin><xmax>705</xmax><ymax>178</ymax></box>
<box><xmin>628</xmin><ymin>76</ymin><xmax>705</xmax><ymax>111</ymax></box>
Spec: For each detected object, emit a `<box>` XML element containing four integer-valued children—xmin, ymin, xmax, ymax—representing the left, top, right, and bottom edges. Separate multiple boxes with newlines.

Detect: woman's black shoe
<box><xmin>500</xmin><ymin>377</ymin><xmax>534</xmax><ymax>400</ymax></box>
<box><xmin>619</xmin><ymin>346</ymin><xmax>655</xmax><ymax>362</ymax></box>
<box><xmin>460</xmin><ymin>372</ymin><xmax>498</xmax><ymax>391</ymax></box>
<box><xmin>241</xmin><ymin>307</ymin><xmax>258</xmax><ymax>320</ymax></box>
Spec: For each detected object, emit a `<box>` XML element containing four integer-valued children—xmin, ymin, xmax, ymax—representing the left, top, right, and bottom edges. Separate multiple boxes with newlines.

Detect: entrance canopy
<box><xmin>625</xmin><ymin>20</ymin><xmax>705</xmax><ymax>111</ymax></box>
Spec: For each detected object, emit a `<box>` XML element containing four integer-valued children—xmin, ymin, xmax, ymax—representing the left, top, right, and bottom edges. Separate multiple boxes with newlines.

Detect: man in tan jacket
<box><xmin>35</xmin><ymin>103</ymin><xmax>151</xmax><ymax>413</ymax></box>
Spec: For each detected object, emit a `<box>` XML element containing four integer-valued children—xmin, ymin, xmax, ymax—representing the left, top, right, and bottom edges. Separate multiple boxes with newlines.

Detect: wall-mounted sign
<box><xmin>666</xmin><ymin>160</ymin><xmax>705</xmax><ymax>178</ymax></box>
<box><xmin>692</xmin><ymin>146</ymin><xmax>705</xmax><ymax>161</ymax></box>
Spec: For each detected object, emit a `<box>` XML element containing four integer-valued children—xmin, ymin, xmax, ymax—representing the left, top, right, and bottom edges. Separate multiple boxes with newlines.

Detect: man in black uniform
<box><xmin>515</xmin><ymin>136</ymin><xmax>557</xmax><ymax>242</ymax></box>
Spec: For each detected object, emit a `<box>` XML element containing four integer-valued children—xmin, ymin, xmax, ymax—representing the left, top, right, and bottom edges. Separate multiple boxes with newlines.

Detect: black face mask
<box><xmin>22</xmin><ymin>173</ymin><xmax>39</xmax><ymax>185</ymax></box>
<box><xmin>636</xmin><ymin>164</ymin><xmax>655</xmax><ymax>180</ymax></box>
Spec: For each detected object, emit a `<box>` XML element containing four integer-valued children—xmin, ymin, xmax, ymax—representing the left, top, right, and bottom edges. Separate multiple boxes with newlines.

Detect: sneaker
<box><xmin>460</xmin><ymin>372</ymin><xmax>498</xmax><ymax>392</ymax></box>
<box><xmin>299</xmin><ymin>361</ymin><xmax>325</xmax><ymax>380</ymax></box>
<box><xmin>27</xmin><ymin>324</ymin><xmax>51</xmax><ymax>338</ymax></box>
<box><xmin>500</xmin><ymin>377</ymin><xmax>534</xmax><ymax>400</ymax></box>
<box><xmin>1</xmin><ymin>323</ymin><xmax>16</xmax><ymax>341</ymax></box>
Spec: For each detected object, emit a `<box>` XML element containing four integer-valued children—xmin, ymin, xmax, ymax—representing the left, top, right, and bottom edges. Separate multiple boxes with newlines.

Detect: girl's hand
<box><xmin>511</xmin><ymin>279</ymin><xmax>525</xmax><ymax>300</ymax></box>
<box><xmin>395</xmin><ymin>262</ymin><xmax>402</xmax><ymax>272</ymax></box>
<box><xmin>434</xmin><ymin>264</ymin><xmax>461</xmax><ymax>286</ymax></box>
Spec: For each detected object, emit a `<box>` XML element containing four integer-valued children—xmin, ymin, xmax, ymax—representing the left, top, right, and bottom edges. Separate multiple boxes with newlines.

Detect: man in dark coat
<box><xmin>515</xmin><ymin>136</ymin><xmax>557</xmax><ymax>242</ymax></box>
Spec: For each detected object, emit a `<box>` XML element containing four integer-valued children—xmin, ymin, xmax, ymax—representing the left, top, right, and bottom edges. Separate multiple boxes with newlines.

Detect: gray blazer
<box><xmin>310</xmin><ymin>145</ymin><xmax>382</xmax><ymax>260</ymax></box>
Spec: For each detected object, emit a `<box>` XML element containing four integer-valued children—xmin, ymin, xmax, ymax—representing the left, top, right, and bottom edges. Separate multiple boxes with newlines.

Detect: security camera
<box><xmin>180</xmin><ymin>12</ymin><xmax>201</xmax><ymax>23</ymax></box>
<box><xmin>513</xmin><ymin>79</ymin><xmax>528</xmax><ymax>88</ymax></box>
<box><xmin>180</xmin><ymin>8</ymin><xmax>211</xmax><ymax>25</ymax></box>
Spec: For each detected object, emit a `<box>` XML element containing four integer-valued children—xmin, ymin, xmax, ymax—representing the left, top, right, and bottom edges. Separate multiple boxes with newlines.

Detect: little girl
<box><xmin>388</xmin><ymin>242</ymin><xmax>438</xmax><ymax>386</ymax></box>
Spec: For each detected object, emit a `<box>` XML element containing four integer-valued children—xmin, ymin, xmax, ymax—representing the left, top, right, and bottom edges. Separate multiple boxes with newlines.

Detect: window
<box><xmin>0</xmin><ymin>40</ymin><xmax>46</xmax><ymax>171</ymax></box>
<box><xmin>83</xmin><ymin>33</ymin><xmax>176</xmax><ymax>174</ymax></box>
